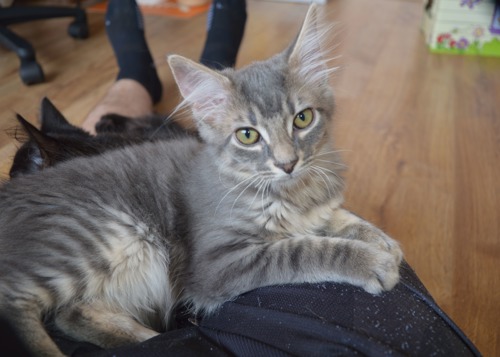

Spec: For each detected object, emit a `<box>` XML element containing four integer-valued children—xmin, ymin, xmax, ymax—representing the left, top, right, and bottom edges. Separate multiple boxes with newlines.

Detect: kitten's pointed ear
<box><xmin>40</xmin><ymin>97</ymin><xmax>75</xmax><ymax>133</ymax></box>
<box><xmin>288</xmin><ymin>4</ymin><xmax>330</xmax><ymax>85</ymax></box>
<box><xmin>168</xmin><ymin>55</ymin><xmax>231</xmax><ymax>124</ymax></box>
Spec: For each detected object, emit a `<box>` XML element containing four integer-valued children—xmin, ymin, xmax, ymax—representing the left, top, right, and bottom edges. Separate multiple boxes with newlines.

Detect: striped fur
<box><xmin>0</xmin><ymin>5</ymin><xmax>402</xmax><ymax>356</ymax></box>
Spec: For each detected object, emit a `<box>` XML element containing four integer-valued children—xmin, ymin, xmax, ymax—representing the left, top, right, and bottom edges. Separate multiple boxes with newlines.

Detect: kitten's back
<box><xmin>0</xmin><ymin>138</ymin><xmax>200</xmax><ymax>355</ymax></box>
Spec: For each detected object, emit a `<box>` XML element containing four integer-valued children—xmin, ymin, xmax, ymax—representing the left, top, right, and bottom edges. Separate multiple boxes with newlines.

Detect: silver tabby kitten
<box><xmin>0</xmin><ymin>5</ymin><xmax>402</xmax><ymax>357</ymax></box>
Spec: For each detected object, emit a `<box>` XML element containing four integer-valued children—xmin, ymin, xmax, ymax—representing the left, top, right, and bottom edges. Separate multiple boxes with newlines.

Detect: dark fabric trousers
<box><xmin>2</xmin><ymin>261</ymin><xmax>481</xmax><ymax>356</ymax></box>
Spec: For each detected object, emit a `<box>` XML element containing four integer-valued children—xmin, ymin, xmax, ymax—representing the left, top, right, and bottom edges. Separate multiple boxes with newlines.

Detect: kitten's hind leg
<box><xmin>1</xmin><ymin>303</ymin><xmax>65</xmax><ymax>357</ymax></box>
<box><xmin>54</xmin><ymin>301</ymin><xmax>159</xmax><ymax>349</ymax></box>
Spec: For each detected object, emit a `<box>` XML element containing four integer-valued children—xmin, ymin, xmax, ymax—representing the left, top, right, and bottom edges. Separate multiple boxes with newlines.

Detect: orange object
<box><xmin>87</xmin><ymin>0</ymin><xmax>210</xmax><ymax>19</ymax></box>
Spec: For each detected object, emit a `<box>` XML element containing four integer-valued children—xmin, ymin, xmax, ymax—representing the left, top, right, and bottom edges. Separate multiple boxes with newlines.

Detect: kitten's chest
<box><xmin>253</xmin><ymin>195</ymin><xmax>342</xmax><ymax>236</ymax></box>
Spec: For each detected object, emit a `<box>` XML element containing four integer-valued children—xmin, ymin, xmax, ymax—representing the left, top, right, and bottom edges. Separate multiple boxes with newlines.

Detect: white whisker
<box><xmin>315</xmin><ymin>149</ymin><xmax>351</xmax><ymax>156</ymax></box>
<box><xmin>314</xmin><ymin>165</ymin><xmax>343</xmax><ymax>182</ymax></box>
<box><xmin>230</xmin><ymin>176</ymin><xmax>262</xmax><ymax>219</ymax></box>
<box><xmin>310</xmin><ymin>166</ymin><xmax>332</xmax><ymax>198</ymax></box>
<box><xmin>249</xmin><ymin>178</ymin><xmax>266</xmax><ymax>208</ymax></box>
<box><xmin>314</xmin><ymin>159</ymin><xmax>347</xmax><ymax>167</ymax></box>
<box><xmin>214</xmin><ymin>173</ymin><xmax>260</xmax><ymax>216</ymax></box>
<box><xmin>261</xmin><ymin>180</ymin><xmax>272</xmax><ymax>215</ymax></box>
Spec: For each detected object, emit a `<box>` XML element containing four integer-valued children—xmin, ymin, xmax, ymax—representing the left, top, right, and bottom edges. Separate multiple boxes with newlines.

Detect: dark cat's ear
<box><xmin>9</xmin><ymin>114</ymin><xmax>60</xmax><ymax>178</ymax></box>
<box><xmin>287</xmin><ymin>4</ymin><xmax>331</xmax><ymax>86</ymax></box>
<box><xmin>168</xmin><ymin>55</ymin><xmax>231</xmax><ymax>127</ymax></box>
<box><xmin>16</xmin><ymin>114</ymin><xmax>59</xmax><ymax>164</ymax></box>
<box><xmin>40</xmin><ymin>97</ymin><xmax>82</xmax><ymax>134</ymax></box>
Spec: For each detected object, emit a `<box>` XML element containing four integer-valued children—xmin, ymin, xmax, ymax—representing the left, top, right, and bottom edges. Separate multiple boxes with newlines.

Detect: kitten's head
<box><xmin>169</xmin><ymin>5</ymin><xmax>339</xmax><ymax>189</ymax></box>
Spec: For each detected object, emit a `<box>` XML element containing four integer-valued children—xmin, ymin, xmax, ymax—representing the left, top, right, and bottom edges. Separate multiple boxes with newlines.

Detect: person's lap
<box><xmin>48</xmin><ymin>261</ymin><xmax>479</xmax><ymax>357</ymax></box>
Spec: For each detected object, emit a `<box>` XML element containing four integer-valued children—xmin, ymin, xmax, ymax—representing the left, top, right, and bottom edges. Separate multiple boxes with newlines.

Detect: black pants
<box><xmin>2</xmin><ymin>261</ymin><xmax>481</xmax><ymax>356</ymax></box>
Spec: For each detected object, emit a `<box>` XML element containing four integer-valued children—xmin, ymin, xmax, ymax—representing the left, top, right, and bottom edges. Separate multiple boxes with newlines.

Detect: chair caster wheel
<box><xmin>68</xmin><ymin>19</ymin><xmax>89</xmax><ymax>39</ymax></box>
<box><xmin>19</xmin><ymin>60</ymin><xmax>44</xmax><ymax>85</ymax></box>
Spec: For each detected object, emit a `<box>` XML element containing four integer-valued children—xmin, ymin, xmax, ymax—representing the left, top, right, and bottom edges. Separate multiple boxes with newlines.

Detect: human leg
<box><xmin>81</xmin><ymin>79</ymin><xmax>152</xmax><ymax>135</ymax></box>
<box><xmin>37</xmin><ymin>261</ymin><xmax>480</xmax><ymax>356</ymax></box>
<box><xmin>200</xmin><ymin>0</ymin><xmax>247</xmax><ymax>69</ymax></box>
<box><xmin>81</xmin><ymin>0</ymin><xmax>161</xmax><ymax>134</ymax></box>
<box><xmin>194</xmin><ymin>261</ymin><xmax>481</xmax><ymax>356</ymax></box>
<box><xmin>82</xmin><ymin>0</ymin><xmax>247</xmax><ymax>135</ymax></box>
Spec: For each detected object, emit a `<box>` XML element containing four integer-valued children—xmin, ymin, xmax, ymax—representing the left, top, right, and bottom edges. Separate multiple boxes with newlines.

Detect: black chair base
<box><xmin>0</xmin><ymin>5</ymin><xmax>88</xmax><ymax>85</ymax></box>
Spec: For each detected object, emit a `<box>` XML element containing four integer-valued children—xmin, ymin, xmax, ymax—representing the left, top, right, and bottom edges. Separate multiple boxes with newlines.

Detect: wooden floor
<box><xmin>1</xmin><ymin>0</ymin><xmax>499</xmax><ymax>355</ymax></box>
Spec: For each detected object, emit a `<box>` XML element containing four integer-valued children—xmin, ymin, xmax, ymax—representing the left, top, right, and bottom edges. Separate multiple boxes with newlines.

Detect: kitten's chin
<box><xmin>270</xmin><ymin>170</ymin><xmax>307</xmax><ymax>190</ymax></box>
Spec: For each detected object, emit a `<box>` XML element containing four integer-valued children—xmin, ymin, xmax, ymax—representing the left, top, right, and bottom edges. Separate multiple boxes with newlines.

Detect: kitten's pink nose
<box><xmin>276</xmin><ymin>159</ymin><xmax>298</xmax><ymax>174</ymax></box>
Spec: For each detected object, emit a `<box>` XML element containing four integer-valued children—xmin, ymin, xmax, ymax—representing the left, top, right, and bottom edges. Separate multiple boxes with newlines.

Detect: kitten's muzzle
<box><xmin>275</xmin><ymin>158</ymin><xmax>298</xmax><ymax>174</ymax></box>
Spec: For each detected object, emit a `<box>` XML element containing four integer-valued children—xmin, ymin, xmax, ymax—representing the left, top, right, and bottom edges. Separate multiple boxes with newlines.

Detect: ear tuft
<box><xmin>288</xmin><ymin>4</ymin><xmax>334</xmax><ymax>86</ymax></box>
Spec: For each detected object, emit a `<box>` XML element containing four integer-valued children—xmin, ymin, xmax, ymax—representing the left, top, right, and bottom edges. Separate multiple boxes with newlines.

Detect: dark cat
<box><xmin>10</xmin><ymin>97</ymin><xmax>192</xmax><ymax>178</ymax></box>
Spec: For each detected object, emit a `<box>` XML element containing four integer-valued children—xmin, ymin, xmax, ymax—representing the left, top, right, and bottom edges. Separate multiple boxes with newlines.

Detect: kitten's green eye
<box><xmin>293</xmin><ymin>108</ymin><xmax>314</xmax><ymax>129</ymax></box>
<box><xmin>235</xmin><ymin>128</ymin><xmax>260</xmax><ymax>145</ymax></box>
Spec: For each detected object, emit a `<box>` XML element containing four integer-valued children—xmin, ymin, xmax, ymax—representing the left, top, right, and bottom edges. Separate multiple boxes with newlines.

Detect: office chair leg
<box><xmin>0</xmin><ymin>27</ymin><xmax>44</xmax><ymax>84</ymax></box>
<box><xmin>68</xmin><ymin>7</ymin><xmax>88</xmax><ymax>39</ymax></box>
<box><xmin>20</xmin><ymin>58</ymin><xmax>44</xmax><ymax>85</ymax></box>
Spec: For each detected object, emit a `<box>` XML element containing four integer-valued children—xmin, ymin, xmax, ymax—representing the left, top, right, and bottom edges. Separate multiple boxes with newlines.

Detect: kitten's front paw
<box><xmin>383</xmin><ymin>237</ymin><xmax>404</xmax><ymax>266</ymax></box>
<box><xmin>359</xmin><ymin>246</ymin><xmax>401</xmax><ymax>295</ymax></box>
<box><xmin>366</xmin><ymin>232</ymin><xmax>404</xmax><ymax>268</ymax></box>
